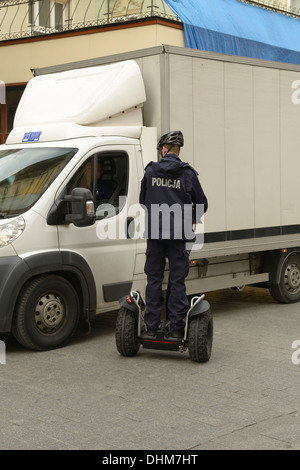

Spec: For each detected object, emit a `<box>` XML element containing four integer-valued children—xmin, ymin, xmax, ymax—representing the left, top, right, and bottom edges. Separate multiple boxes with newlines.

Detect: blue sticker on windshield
<box><xmin>22</xmin><ymin>131</ymin><xmax>42</xmax><ymax>142</ymax></box>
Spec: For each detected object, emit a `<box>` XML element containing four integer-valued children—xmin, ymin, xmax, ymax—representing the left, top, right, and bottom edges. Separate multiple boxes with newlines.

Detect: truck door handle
<box><xmin>126</xmin><ymin>217</ymin><xmax>135</xmax><ymax>239</ymax></box>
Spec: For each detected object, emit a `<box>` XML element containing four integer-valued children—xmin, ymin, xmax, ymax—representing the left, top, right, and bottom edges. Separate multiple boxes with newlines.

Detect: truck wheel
<box><xmin>115</xmin><ymin>307</ymin><xmax>140</xmax><ymax>357</ymax></box>
<box><xmin>12</xmin><ymin>274</ymin><xmax>80</xmax><ymax>351</ymax></box>
<box><xmin>268</xmin><ymin>252</ymin><xmax>300</xmax><ymax>303</ymax></box>
<box><xmin>188</xmin><ymin>310</ymin><xmax>213</xmax><ymax>363</ymax></box>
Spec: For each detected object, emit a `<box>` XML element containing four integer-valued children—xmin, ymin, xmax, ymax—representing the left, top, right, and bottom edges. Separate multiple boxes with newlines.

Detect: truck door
<box><xmin>57</xmin><ymin>145</ymin><xmax>140</xmax><ymax>310</ymax></box>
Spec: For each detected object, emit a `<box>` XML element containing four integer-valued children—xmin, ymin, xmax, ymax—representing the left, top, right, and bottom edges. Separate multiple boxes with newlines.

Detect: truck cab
<box><xmin>0</xmin><ymin>61</ymin><xmax>151</xmax><ymax>350</ymax></box>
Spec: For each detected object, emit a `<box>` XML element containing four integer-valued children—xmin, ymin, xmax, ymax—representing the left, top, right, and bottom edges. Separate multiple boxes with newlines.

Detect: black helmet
<box><xmin>157</xmin><ymin>130</ymin><xmax>184</xmax><ymax>150</ymax></box>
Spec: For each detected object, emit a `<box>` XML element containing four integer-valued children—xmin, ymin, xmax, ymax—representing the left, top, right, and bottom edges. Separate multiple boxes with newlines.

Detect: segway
<box><xmin>115</xmin><ymin>290</ymin><xmax>213</xmax><ymax>363</ymax></box>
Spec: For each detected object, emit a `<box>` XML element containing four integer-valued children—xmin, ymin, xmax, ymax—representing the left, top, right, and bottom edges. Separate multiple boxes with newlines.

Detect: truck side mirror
<box><xmin>65</xmin><ymin>188</ymin><xmax>96</xmax><ymax>227</ymax></box>
<box><xmin>47</xmin><ymin>188</ymin><xmax>96</xmax><ymax>227</ymax></box>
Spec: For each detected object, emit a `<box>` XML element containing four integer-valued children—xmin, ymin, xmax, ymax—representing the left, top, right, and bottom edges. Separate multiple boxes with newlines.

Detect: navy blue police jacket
<box><xmin>139</xmin><ymin>153</ymin><xmax>208</xmax><ymax>241</ymax></box>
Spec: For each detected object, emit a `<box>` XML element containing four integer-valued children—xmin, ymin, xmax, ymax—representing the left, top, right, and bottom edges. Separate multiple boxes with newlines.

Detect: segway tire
<box><xmin>116</xmin><ymin>307</ymin><xmax>140</xmax><ymax>357</ymax></box>
<box><xmin>188</xmin><ymin>309</ymin><xmax>213</xmax><ymax>363</ymax></box>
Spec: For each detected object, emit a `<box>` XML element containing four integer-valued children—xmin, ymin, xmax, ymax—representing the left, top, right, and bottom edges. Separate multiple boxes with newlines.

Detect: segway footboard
<box><xmin>140</xmin><ymin>329</ymin><xmax>184</xmax><ymax>352</ymax></box>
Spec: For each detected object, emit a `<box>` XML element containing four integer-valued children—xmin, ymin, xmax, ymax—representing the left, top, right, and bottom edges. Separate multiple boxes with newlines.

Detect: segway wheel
<box><xmin>188</xmin><ymin>309</ymin><xmax>213</xmax><ymax>363</ymax></box>
<box><xmin>115</xmin><ymin>307</ymin><xmax>140</xmax><ymax>357</ymax></box>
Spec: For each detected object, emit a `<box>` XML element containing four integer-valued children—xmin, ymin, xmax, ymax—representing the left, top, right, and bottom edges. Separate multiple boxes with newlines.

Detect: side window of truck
<box><xmin>95</xmin><ymin>152</ymin><xmax>128</xmax><ymax>219</ymax></box>
<box><xmin>67</xmin><ymin>157</ymin><xmax>94</xmax><ymax>194</ymax></box>
<box><xmin>66</xmin><ymin>152</ymin><xmax>128</xmax><ymax>219</ymax></box>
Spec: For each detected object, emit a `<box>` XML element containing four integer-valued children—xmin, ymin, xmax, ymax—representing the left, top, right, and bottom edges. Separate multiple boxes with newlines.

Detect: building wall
<box><xmin>0</xmin><ymin>21</ymin><xmax>184</xmax><ymax>84</ymax></box>
<box><xmin>242</xmin><ymin>0</ymin><xmax>300</xmax><ymax>11</ymax></box>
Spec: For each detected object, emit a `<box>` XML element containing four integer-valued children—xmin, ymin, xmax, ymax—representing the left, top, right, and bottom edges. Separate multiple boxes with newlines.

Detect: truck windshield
<box><xmin>0</xmin><ymin>147</ymin><xmax>77</xmax><ymax>217</ymax></box>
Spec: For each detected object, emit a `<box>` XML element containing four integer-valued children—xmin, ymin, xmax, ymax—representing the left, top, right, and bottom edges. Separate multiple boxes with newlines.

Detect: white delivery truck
<box><xmin>1</xmin><ymin>44</ymin><xmax>300</xmax><ymax>351</ymax></box>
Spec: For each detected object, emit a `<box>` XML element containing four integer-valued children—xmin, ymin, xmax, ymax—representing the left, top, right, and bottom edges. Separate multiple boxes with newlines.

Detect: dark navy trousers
<box><xmin>144</xmin><ymin>239</ymin><xmax>190</xmax><ymax>331</ymax></box>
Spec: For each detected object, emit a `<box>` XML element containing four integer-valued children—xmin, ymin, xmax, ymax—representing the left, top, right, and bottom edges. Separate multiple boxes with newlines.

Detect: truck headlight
<box><xmin>0</xmin><ymin>216</ymin><xmax>25</xmax><ymax>247</ymax></box>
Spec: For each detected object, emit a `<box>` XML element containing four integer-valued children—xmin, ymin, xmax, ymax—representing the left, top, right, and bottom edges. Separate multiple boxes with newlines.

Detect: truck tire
<box><xmin>12</xmin><ymin>274</ymin><xmax>80</xmax><ymax>351</ymax></box>
<box><xmin>268</xmin><ymin>252</ymin><xmax>300</xmax><ymax>303</ymax></box>
<box><xmin>188</xmin><ymin>310</ymin><xmax>213</xmax><ymax>363</ymax></box>
<box><xmin>115</xmin><ymin>307</ymin><xmax>140</xmax><ymax>357</ymax></box>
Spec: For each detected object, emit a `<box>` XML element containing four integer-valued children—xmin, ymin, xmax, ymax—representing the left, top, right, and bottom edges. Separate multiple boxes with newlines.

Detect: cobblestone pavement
<box><xmin>0</xmin><ymin>286</ymin><xmax>300</xmax><ymax>450</ymax></box>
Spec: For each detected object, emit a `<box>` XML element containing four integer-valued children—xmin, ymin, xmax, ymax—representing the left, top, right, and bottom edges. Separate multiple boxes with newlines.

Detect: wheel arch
<box><xmin>3</xmin><ymin>251</ymin><xmax>97</xmax><ymax>332</ymax></box>
<box><xmin>263</xmin><ymin>248</ymin><xmax>300</xmax><ymax>284</ymax></box>
<box><xmin>264</xmin><ymin>248</ymin><xmax>300</xmax><ymax>303</ymax></box>
<box><xmin>188</xmin><ymin>299</ymin><xmax>211</xmax><ymax>320</ymax></box>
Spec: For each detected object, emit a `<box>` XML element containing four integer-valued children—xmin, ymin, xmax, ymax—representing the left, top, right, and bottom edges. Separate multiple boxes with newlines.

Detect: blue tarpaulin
<box><xmin>164</xmin><ymin>0</ymin><xmax>300</xmax><ymax>65</ymax></box>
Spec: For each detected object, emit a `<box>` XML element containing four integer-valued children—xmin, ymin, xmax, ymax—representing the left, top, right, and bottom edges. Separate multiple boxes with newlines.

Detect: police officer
<box><xmin>139</xmin><ymin>130</ymin><xmax>208</xmax><ymax>339</ymax></box>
